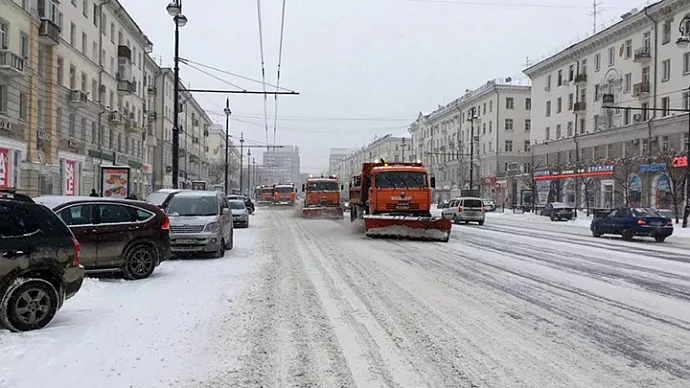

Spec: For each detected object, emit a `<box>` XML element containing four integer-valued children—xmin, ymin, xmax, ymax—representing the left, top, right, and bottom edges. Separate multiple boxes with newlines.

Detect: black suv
<box><xmin>0</xmin><ymin>189</ymin><xmax>84</xmax><ymax>332</ymax></box>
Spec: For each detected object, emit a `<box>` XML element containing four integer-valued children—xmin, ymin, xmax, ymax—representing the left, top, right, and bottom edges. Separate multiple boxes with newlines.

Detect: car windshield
<box><xmin>632</xmin><ymin>208</ymin><xmax>663</xmax><ymax>217</ymax></box>
<box><xmin>166</xmin><ymin>196</ymin><xmax>218</xmax><ymax>216</ymax></box>
<box><xmin>463</xmin><ymin>199</ymin><xmax>483</xmax><ymax>208</ymax></box>
<box><xmin>275</xmin><ymin>187</ymin><xmax>293</xmax><ymax>193</ymax></box>
<box><xmin>374</xmin><ymin>172</ymin><xmax>426</xmax><ymax>188</ymax></box>
<box><xmin>551</xmin><ymin>202</ymin><xmax>570</xmax><ymax>208</ymax></box>
<box><xmin>307</xmin><ymin>181</ymin><xmax>339</xmax><ymax>191</ymax></box>
<box><xmin>228</xmin><ymin>201</ymin><xmax>246</xmax><ymax>210</ymax></box>
<box><xmin>145</xmin><ymin>192</ymin><xmax>171</xmax><ymax>206</ymax></box>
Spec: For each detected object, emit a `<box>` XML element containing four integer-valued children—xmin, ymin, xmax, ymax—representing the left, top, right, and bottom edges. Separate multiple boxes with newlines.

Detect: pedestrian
<box><xmin>89</xmin><ymin>189</ymin><xmax>98</xmax><ymax>197</ymax></box>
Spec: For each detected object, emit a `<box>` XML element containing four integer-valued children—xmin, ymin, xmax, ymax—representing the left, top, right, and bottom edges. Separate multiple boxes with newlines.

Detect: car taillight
<box><xmin>458</xmin><ymin>205</ymin><xmax>463</xmax><ymax>211</ymax></box>
<box><xmin>482</xmin><ymin>206</ymin><xmax>487</xmax><ymax>211</ymax></box>
<box><xmin>636</xmin><ymin>219</ymin><xmax>646</xmax><ymax>225</ymax></box>
<box><xmin>667</xmin><ymin>219</ymin><xmax>673</xmax><ymax>226</ymax></box>
<box><xmin>161</xmin><ymin>214</ymin><xmax>170</xmax><ymax>230</ymax></box>
<box><xmin>72</xmin><ymin>237</ymin><xmax>80</xmax><ymax>266</ymax></box>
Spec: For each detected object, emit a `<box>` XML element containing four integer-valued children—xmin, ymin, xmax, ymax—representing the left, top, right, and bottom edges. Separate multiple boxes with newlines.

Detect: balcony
<box><xmin>147</xmin><ymin>86</ymin><xmax>157</xmax><ymax>95</ymax></box>
<box><xmin>117</xmin><ymin>45</ymin><xmax>132</xmax><ymax>60</ymax></box>
<box><xmin>633</xmin><ymin>82</ymin><xmax>651</xmax><ymax>99</ymax></box>
<box><xmin>0</xmin><ymin>50</ymin><xmax>24</xmax><ymax>77</ymax></box>
<box><xmin>39</xmin><ymin>19</ymin><xmax>61</xmax><ymax>45</ymax></box>
<box><xmin>124</xmin><ymin>119</ymin><xmax>137</xmax><ymax>133</ymax></box>
<box><xmin>204</xmin><ymin>129</ymin><xmax>209</xmax><ymax>137</ymax></box>
<box><xmin>117</xmin><ymin>80</ymin><xmax>135</xmax><ymax>95</ymax></box>
<box><xmin>147</xmin><ymin>111</ymin><xmax>157</xmax><ymax>122</ymax></box>
<box><xmin>633</xmin><ymin>46</ymin><xmax>651</xmax><ymax>63</ymax></box>
<box><xmin>574</xmin><ymin>73</ymin><xmax>587</xmax><ymax>85</ymax></box>
<box><xmin>108</xmin><ymin>111</ymin><xmax>124</xmax><ymax>125</ymax></box>
<box><xmin>574</xmin><ymin>101</ymin><xmax>586</xmax><ymax>114</ymax></box>
<box><xmin>68</xmin><ymin>90</ymin><xmax>88</xmax><ymax>107</ymax></box>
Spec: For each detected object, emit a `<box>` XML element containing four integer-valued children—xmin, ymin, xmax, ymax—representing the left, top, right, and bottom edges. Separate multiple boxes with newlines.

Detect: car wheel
<box><xmin>550</xmin><ymin>214</ymin><xmax>556</xmax><ymax>221</ymax></box>
<box><xmin>123</xmin><ymin>244</ymin><xmax>156</xmax><ymax>280</ymax></box>
<box><xmin>1</xmin><ymin>278</ymin><xmax>59</xmax><ymax>332</ymax></box>
<box><xmin>654</xmin><ymin>235</ymin><xmax>666</xmax><ymax>243</ymax></box>
<box><xmin>478</xmin><ymin>220</ymin><xmax>485</xmax><ymax>226</ymax></box>
<box><xmin>592</xmin><ymin>228</ymin><xmax>602</xmax><ymax>237</ymax></box>
<box><xmin>225</xmin><ymin>232</ymin><xmax>234</xmax><ymax>250</ymax></box>
<box><xmin>622</xmin><ymin>229</ymin><xmax>634</xmax><ymax>241</ymax></box>
<box><xmin>213</xmin><ymin>239</ymin><xmax>225</xmax><ymax>258</ymax></box>
<box><xmin>452</xmin><ymin>215</ymin><xmax>459</xmax><ymax>225</ymax></box>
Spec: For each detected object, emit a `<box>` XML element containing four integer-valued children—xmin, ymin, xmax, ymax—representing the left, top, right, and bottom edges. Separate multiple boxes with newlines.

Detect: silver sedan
<box><xmin>229</xmin><ymin>200</ymin><xmax>249</xmax><ymax>228</ymax></box>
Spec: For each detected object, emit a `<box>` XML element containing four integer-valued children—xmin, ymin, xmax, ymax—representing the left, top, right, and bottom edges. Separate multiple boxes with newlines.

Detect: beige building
<box><xmin>334</xmin><ymin>135</ymin><xmax>411</xmax><ymax>184</ymax></box>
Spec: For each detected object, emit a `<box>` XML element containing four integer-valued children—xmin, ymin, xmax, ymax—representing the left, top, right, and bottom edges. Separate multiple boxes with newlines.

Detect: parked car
<box><xmin>541</xmin><ymin>202</ymin><xmax>574</xmax><ymax>221</ymax></box>
<box><xmin>35</xmin><ymin>196</ymin><xmax>171</xmax><ymax>280</ymax></box>
<box><xmin>441</xmin><ymin>197</ymin><xmax>486</xmax><ymax>225</ymax></box>
<box><xmin>228</xmin><ymin>195</ymin><xmax>255</xmax><ymax>214</ymax></box>
<box><xmin>482</xmin><ymin>199</ymin><xmax>496</xmax><ymax>212</ymax></box>
<box><xmin>228</xmin><ymin>199</ymin><xmax>250</xmax><ymax>228</ymax></box>
<box><xmin>591</xmin><ymin>207</ymin><xmax>673</xmax><ymax>242</ymax></box>
<box><xmin>437</xmin><ymin>199</ymin><xmax>450</xmax><ymax>209</ymax></box>
<box><xmin>1</xmin><ymin>190</ymin><xmax>84</xmax><ymax>332</ymax></box>
<box><xmin>146</xmin><ymin>189</ymin><xmax>185</xmax><ymax>209</ymax></box>
<box><xmin>166</xmin><ymin>191</ymin><xmax>234</xmax><ymax>258</ymax></box>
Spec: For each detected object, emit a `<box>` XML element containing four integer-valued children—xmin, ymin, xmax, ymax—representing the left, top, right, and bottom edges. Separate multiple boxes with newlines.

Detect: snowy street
<box><xmin>2</xmin><ymin>209</ymin><xmax>690</xmax><ymax>388</ymax></box>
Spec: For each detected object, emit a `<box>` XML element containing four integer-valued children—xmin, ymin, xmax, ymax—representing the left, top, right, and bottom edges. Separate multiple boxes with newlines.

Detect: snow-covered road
<box><xmin>2</xmin><ymin>209</ymin><xmax>689</xmax><ymax>388</ymax></box>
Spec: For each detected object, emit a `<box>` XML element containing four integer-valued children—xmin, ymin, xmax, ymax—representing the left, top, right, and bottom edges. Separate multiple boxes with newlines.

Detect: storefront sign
<box><xmin>481</xmin><ymin>176</ymin><xmax>496</xmax><ymax>186</ymax></box>
<box><xmin>0</xmin><ymin>147</ymin><xmax>9</xmax><ymax>187</ymax></box>
<box><xmin>101</xmin><ymin>166</ymin><xmax>131</xmax><ymax>198</ymax></box>
<box><xmin>588</xmin><ymin>165</ymin><xmax>614</xmax><ymax>173</ymax></box>
<box><xmin>639</xmin><ymin>163</ymin><xmax>666</xmax><ymax>173</ymax></box>
<box><xmin>672</xmin><ymin>156</ymin><xmax>688</xmax><ymax>168</ymax></box>
<box><xmin>534</xmin><ymin>169</ymin><xmax>550</xmax><ymax>177</ymax></box>
<box><xmin>64</xmin><ymin>160</ymin><xmax>77</xmax><ymax>195</ymax></box>
<box><xmin>534</xmin><ymin>166</ymin><xmax>614</xmax><ymax>180</ymax></box>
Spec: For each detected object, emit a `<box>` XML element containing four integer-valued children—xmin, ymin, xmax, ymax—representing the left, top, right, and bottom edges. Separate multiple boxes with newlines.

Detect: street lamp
<box><xmin>467</xmin><ymin>107</ymin><xmax>479</xmax><ymax>195</ymax></box>
<box><xmin>239</xmin><ymin>133</ymin><xmax>245</xmax><ymax>194</ymax></box>
<box><xmin>676</xmin><ymin>13</ymin><xmax>690</xmax><ymax>227</ymax></box>
<box><xmin>223</xmin><ymin>98</ymin><xmax>231</xmax><ymax>194</ymax></box>
<box><xmin>247</xmin><ymin>149</ymin><xmax>252</xmax><ymax>192</ymax></box>
<box><xmin>167</xmin><ymin>0</ymin><xmax>187</xmax><ymax>189</ymax></box>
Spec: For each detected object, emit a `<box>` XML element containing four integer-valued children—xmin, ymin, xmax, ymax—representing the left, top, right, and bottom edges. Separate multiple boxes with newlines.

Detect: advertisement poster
<box><xmin>536</xmin><ymin>180</ymin><xmax>551</xmax><ymax>205</ymax></box>
<box><xmin>191</xmin><ymin>181</ymin><xmax>207</xmax><ymax>190</ymax></box>
<box><xmin>101</xmin><ymin>166</ymin><xmax>131</xmax><ymax>198</ymax></box>
<box><xmin>0</xmin><ymin>147</ymin><xmax>8</xmax><ymax>187</ymax></box>
<box><xmin>64</xmin><ymin>160</ymin><xmax>77</xmax><ymax>195</ymax></box>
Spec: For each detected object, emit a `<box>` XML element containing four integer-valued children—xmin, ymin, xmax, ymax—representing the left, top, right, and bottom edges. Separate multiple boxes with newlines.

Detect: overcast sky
<box><xmin>120</xmin><ymin>0</ymin><xmax>644</xmax><ymax>173</ymax></box>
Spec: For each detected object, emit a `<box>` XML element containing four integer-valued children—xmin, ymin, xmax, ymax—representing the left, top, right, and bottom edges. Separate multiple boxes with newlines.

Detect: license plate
<box><xmin>176</xmin><ymin>239</ymin><xmax>198</xmax><ymax>244</ymax></box>
<box><xmin>650</xmin><ymin>222</ymin><xmax>664</xmax><ymax>226</ymax></box>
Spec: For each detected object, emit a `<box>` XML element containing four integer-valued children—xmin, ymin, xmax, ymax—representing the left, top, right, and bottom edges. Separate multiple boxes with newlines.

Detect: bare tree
<box><xmin>660</xmin><ymin>152</ymin><xmax>687</xmax><ymax>223</ymax></box>
<box><xmin>612</xmin><ymin>158</ymin><xmax>638</xmax><ymax>207</ymax></box>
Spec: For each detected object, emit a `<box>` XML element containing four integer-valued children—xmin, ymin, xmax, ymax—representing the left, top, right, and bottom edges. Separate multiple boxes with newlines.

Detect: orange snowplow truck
<box><xmin>301</xmin><ymin>175</ymin><xmax>344</xmax><ymax>219</ymax></box>
<box><xmin>273</xmin><ymin>183</ymin><xmax>296</xmax><ymax>205</ymax></box>
<box><xmin>349</xmin><ymin>161</ymin><xmax>451</xmax><ymax>242</ymax></box>
<box><xmin>257</xmin><ymin>185</ymin><xmax>274</xmax><ymax>206</ymax></box>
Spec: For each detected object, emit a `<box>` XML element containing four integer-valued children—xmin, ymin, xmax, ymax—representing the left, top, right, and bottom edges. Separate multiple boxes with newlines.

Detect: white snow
<box><xmin>0</xmin><ymin>220</ymin><xmax>266</xmax><ymax>388</ymax></box>
<box><xmin>366</xmin><ymin>225</ymin><xmax>450</xmax><ymax>241</ymax></box>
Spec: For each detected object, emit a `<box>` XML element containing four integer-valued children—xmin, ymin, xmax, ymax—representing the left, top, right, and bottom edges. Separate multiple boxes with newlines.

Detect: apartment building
<box><xmin>0</xmin><ymin>0</ymin><xmax>212</xmax><ymax>196</ymax></box>
<box><xmin>524</xmin><ymin>0</ymin><xmax>690</xmax><ymax>210</ymax></box>
<box><xmin>333</xmin><ymin>135</ymin><xmax>412</xmax><ymax>184</ymax></box>
<box><xmin>178</xmin><ymin>85</ymin><xmax>211</xmax><ymax>187</ymax></box>
<box><xmin>408</xmin><ymin>78</ymin><xmax>532</xmax><ymax>203</ymax></box>
<box><xmin>263</xmin><ymin>145</ymin><xmax>300</xmax><ymax>184</ymax></box>
<box><xmin>328</xmin><ymin>147</ymin><xmax>350</xmax><ymax>177</ymax></box>
<box><xmin>205</xmin><ymin>123</ymin><xmax>241</xmax><ymax>188</ymax></box>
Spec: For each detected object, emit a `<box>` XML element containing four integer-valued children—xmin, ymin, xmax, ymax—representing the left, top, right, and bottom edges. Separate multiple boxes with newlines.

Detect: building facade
<box><xmin>328</xmin><ymin>147</ymin><xmax>350</xmax><ymax>177</ymax></box>
<box><xmin>0</xmin><ymin>0</ymin><xmax>212</xmax><ymax>197</ymax></box>
<box><xmin>408</xmin><ymin>78</ymin><xmax>532</xmax><ymax>203</ymax></box>
<box><xmin>332</xmin><ymin>135</ymin><xmax>412</xmax><ymax>185</ymax></box>
<box><xmin>262</xmin><ymin>145</ymin><xmax>300</xmax><ymax>184</ymax></box>
<box><xmin>524</xmin><ymin>0</ymin><xmax>690</xmax><ymax>211</ymax></box>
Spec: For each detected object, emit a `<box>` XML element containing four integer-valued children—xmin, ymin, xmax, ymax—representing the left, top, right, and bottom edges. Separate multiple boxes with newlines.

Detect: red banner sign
<box><xmin>64</xmin><ymin>160</ymin><xmax>76</xmax><ymax>195</ymax></box>
<box><xmin>0</xmin><ymin>148</ymin><xmax>9</xmax><ymax>187</ymax></box>
<box><xmin>672</xmin><ymin>156</ymin><xmax>688</xmax><ymax>168</ymax></box>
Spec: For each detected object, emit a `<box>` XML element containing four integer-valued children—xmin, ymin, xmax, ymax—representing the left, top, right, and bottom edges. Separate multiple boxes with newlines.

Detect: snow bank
<box><xmin>367</xmin><ymin>225</ymin><xmax>450</xmax><ymax>241</ymax></box>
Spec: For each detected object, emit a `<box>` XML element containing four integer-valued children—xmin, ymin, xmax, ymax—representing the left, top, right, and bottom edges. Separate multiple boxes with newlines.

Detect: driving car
<box><xmin>1</xmin><ymin>190</ymin><xmax>84</xmax><ymax>332</ymax></box>
<box><xmin>167</xmin><ymin>191</ymin><xmax>234</xmax><ymax>258</ymax></box>
<box><xmin>228</xmin><ymin>195</ymin><xmax>255</xmax><ymax>214</ymax></box>
<box><xmin>228</xmin><ymin>199</ymin><xmax>250</xmax><ymax>228</ymax></box>
<box><xmin>145</xmin><ymin>189</ymin><xmax>185</xmax><ymax>209</ymax></box>
<box><xmin>541</xmin><ymin>202</ymin><xmax>574</xmax><ymax>221</ymax></box>
<box><xmin>441</xmin><ymin>197</ymin><xmax>486</xmax><ymax>225</ymax></box>
<box><xmin>482</xmin><ymin>199</ymin><xmax>496</xmax><ymax>212</ymax></box>
<box><xmin>35</xmin><ymin>196</ymin><xmax>171</xmax><ymax>280</ymax></box>
<box><xmin>591</xmin><ymin>207</ymin><xmax>673</xmax><ymax>242</ymax></box>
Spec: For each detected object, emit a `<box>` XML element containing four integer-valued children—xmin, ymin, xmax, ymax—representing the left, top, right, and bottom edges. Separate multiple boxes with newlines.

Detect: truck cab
<box><xmin>273</xmin><ymin>184</ymin><xmax>296</xmax><ymax>205</ymax></box>
<box><xmin>302</xmin><ymin>177</ymin><xmax>341</xmax><ymax>208</ymax></box>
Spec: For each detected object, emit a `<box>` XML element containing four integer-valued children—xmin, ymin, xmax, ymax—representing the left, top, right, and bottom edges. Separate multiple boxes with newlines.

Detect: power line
<box><xmin>402</xmin><ymin>0</ymin><xmax>626</xmax><ymax>9</ymax></box>
<box><xmin>230</xmin><ymin>113</ymin><xmax>414</xmax><ymax>122</ymax></box>
<box><xmin>255</xmin><ymin>0</ymin><xmax>270</xmax><ymax>150</ymax></box>
<box><xmin>179</xmin><ymin>58</ymin><xmax>294</xmax><ymax>91</ymax></box>
<box><xmin>273</xmin><ymin>0</ymin><xmax>288</xmax><ymax>153</ymax></box>
<box><xmin>182</xmin><ymin>61</ymin><xmax>247</xmax><ymax>91</ymax></box>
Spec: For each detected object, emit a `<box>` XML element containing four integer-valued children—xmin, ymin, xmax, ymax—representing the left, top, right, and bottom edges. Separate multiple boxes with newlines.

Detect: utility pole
<box><xmin>468</xmin><ymin>107</ymin><xmax>478</xmax><ymax>194</ymax></box>
<box><xmin>247</xmin><ymin>149</ymin><xmax>252</xmax><ymax>193</ymax></box>
<box><xmin>401</xmin><ymin>137</ymin><xmax>406</xmax><ymax>161</ymax></box>
<box><xmin>223</xmin><ymin>98</ymin><xmax>231</xmax><ymax>194</ymax></box>
<box><xmin>239</xmin><ymin>133</ymin><xmax>245</xmax><ymax>194</ymax></box>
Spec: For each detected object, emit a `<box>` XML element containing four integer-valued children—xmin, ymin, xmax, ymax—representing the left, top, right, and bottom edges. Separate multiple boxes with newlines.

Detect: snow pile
<box><xmin>366</xmin><ymin>225</ymin><xmax>450</xmax><ymax>241</ymax></box>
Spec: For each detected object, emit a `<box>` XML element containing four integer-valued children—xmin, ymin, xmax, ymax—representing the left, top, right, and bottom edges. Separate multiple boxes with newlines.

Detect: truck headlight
<box><xmin>205</xmin><ymin>222</ymin><xmax>219</xmax><ymax>233</ymax></box>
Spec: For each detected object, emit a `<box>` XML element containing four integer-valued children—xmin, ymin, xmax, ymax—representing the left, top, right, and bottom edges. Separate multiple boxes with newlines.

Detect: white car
<box><xmin>441</xmin><ymin>197</ymin><xmax>486</xmax><ymax>225</ymax></box>
<box><xmin>228</xmin><ymin>200</ymin><xmax>249</xmax><ymax>228</ymax></box>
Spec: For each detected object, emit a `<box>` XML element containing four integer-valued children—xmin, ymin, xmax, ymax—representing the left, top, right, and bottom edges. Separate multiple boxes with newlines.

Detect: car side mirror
<box><xmin>340</xmin><ymin>184</ymin><xmax>344</xmax><ymax>191</ymax></box>
<box><xmin>430</xmin><ymin>176</ymin><xmax>436</xmax><ymax>188</ymax></box>
<box><xmin>301</xmin><ymin>184</ymin><xmax>305</xmax><ymax>192</ymax></box>
<box><xmin>222</xmin><ymin>208</ymin><xmax>230</xmax><ymax>215</ymax></box>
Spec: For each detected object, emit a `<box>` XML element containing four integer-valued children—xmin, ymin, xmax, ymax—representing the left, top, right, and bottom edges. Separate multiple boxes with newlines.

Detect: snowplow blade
<box><xmin>364</xmin><ymin>215</ymin><xmax>451</xmax><ymax>242</ymax></box>
<box><xmin>302</xmin><ymin>207</ymin><xmax>344</xmax><ymax>219</ymax></box>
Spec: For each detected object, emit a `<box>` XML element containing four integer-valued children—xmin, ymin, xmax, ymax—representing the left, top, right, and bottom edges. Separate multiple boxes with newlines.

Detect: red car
<box><xmin>35</xmin><ymin>196</ymin><xmax>171</xmax><ymax>280</ymax></box>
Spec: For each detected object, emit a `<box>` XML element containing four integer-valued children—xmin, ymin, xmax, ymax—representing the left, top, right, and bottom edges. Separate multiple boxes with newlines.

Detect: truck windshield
<box><xmin>261</xmin><ymin>189</ymin><xmax>273</xmax><ymax>194</ymax></box>
<box><xmin>307</xmin><ymin>182</ymin><xmax>339</xmax><ymax>191</ymax></box>
<box><xmin>275</xmin><ymin>187</ymin><xmax>294</xmax><ymax>193</ymax></box>
<box><xmin>374</xmin><ymin>172</ymin><xmax>426</xmax><ymax>188</ymax></box>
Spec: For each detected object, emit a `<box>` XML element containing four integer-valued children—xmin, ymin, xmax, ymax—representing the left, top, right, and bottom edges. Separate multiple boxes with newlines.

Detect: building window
<box><xmin>505</xmin><ymin>119</ymin><xmax>513</xmax><ymax>131</ymax></box>
<box><xmin>92</xmin><ymin>121</ymin><xmax>97</xmax><ymax>144</ymax></box>
<box><xmin>662</xmin><ymin>59</ymin><xmax>671</xmax><ymax>81</ymax></box>
<box><xmin>624</xmin><ymin>73</ymin><xmax>632</xmax><ymax>93</ymax></box>
<box><xmin>557</xmin><ymin>97</ymin><xmax>562</xmax><ymax>113</ymax></box>
<box><xmin>20</xmin><ymin>33</ymin><xmax>29</xmax><ymax>58</ymax></box>
<box><xmin>580</xmin><ymin>118</ymin><xmax>585</xmax><ymax>134</ymax></box>
<box><xmin>546</xmin><ymin>101</ymin><xmax>551</xmax><ymax>117</ymax></box>
<box><xmin>91</xmin><ymin>80</ymin><xmax>97</xmax><ymax>100</ymax></box>
<box><xmin>662</xmin><ymin>20</ymin><xmax>671</xmax><ymax>45</ymax></box>
<box><xmin>594</xmin><ymin>53</ymin><xmax>601</xmax><ymax>71</ymax></box>
<box><xmin>37</xmin><ymin>49</ymin><xmax>44</xmax><ymax>77</ymax></box>
<box><xmin>557</xmin><ymin>70</ymin><xmax>563</xmax><ymax>86</ymax></box>
<box><xmin>0</xmin><ymin>84</ymin><xmax>6</xmax><ymax>113</ymax></box>
<box><xmin>504</xmin><ymin>140</ymin><xmax>513</xmax><ymax>152</ymax></box>
<box><xmin>524</xmin><ymin>140</ymin><xmax>530</xmax><ymax>152</ymax></box>
<box><xmin>684</xmin><ymin>91</ymin><xmax>690</xmax><ymax>110</ymax></box>
<box><xmin>545</xmin><ymin>127</ymin><xmax>550</xmax><ymax>141</ymax></box>
<box><xmin>684</xmin><ymin>52</ymin><xmax>690</xmax><ymax>74</ymax></box>
<box><xmin>525</xmin><ymin>98</ymin><xmax>531</xmax><ymax>110</ymax></box>
<box><xmin>525</xmin><ymin>119</ymin><xmax>531</xmax><ymax>132</ymax></box>
<box><xmin>489</xmin><ymin>121</ymin><xmax>492</xmax><ymax>132</ymax></box>
<box><xmin>92</xmin><ymin>41</ymin><xmax>97</xmax><ymax>61</ymax></box>
<box><xmin>662</xmin><ymin>96</ymin><xmax>670</xmax><ymax>116</ymax></box>
<box><xmin>101</xmin><ymin>14</ymin><xmax>107</xmax><ymax>34</ymax></box>
<box><xmin>568</xmin><ymin>93</ymin><xmax>573</xmax><ymax>110</ymax></box>
<box><xmin>608</xmin><ymin>47</ymin><xmax>615</xmax><ymax>66</ymax></box>
<box><xmin>642</xmin><ymin>102</ymin><xmax>649</xmax><ymax>120</ymax></box>
<box><xmin>625</xmin><ymin>39</ymin><xmax>632</xmax><ymax>58</ymax></box>
<box><xmin>593</xmin><ymin>114</ymin><xmax>599</xmax><ymax>130</ymax></box>
<box><xmin>482</xmin><ymin>103</ymin><xmax>486</xmax><ymax>115</ymax></box>
<box><xmin>643</xmin><ymin>31</ymin><xmax>651</xmax><ymax>48</ymax></box>
<box><xmin>556</xmin><ymin>124</ymin><xmax>562</xmax><ymax>139</ymax></box>
<box><xmin>567</xmin><ymin>121</ymin><xmax>573</xmax><ymax>137</ymax></box>
<box><xmin>0</xmin><ymin>20</ymin><xmax>7</xmax><ymax>49</ymax></box>
<box><xmin>82</xmin><ymin>0</ymin><xmax>88</xmax><ymax>16</ymax></box>
<box><xmin>69</xmin><ymin>113</ymin><xmax>76</xmax><ymax>137</ymax></box>
<box><xmin>70</xmin><ymin>22</ymin><xmax>76</xmax><ymax>45</ymax></box>
<box><xmin>81</xmin><ymin>32</ymin><xmax>87</xmax><ymax>54</ymax></box>
<box><xmin>38</xmin><ymin>100</ymin><xmax>44</xmax><ymax>128</ymax></box>
<box><xmin>93</xmin><ymin>3</ymin><xmax>98</xmax><ymax>25</ymax></box>
<box><xmin>482</xmin><ymin>123</ymin><xmax>486</xmax><ymax>134</ymax></box>
<box><xmin>568</xmin><ymin>65</ymin><xmax>574</xmax><ymax>81</ymax></box>
<box><xmin>581</xmin><ymin>58</ymin><xmax>587</xmax><ymax>74</ymax></box>
<box><xmin>110</xmin><ymin>22</ymin><xmax>115</xmax><ymax>43</ymax></box>
<box><xmin>81</xmin><ymin>117</ymin><xmax>87</xmax><ymax>140</ymax></box>
<box><xmin>624</xmin><ymin>108</ymin><xmax>631</xmax><ymax>126</ymax></box>
<box><xmin>506</xmin><ymin>97</ymin><xmax>514</xmax><ymax>109</ymax></box>
<box><xmin>594</xmin><ymin>84</ymin><xmax>600</xmax><ymax>101</ymax></box>
<box><xmin>684</xmin><ymin>133</ymin><xmax>689</xmax><ymax>152</ymax></box>
<box><xmin>546</xmin><ymin>74</ymin><xmax>551</xmax><ymax>91</ymax></box>
<box><xmin>19</xmin><ymin>93</ymin><xmax>27</xmax><ymax>120</ymax></box>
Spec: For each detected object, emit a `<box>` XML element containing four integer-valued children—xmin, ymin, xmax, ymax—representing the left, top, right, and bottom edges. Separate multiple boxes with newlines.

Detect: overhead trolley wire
<box><xmin>255</xmin><ymin>0</ymin><xmax>270</xmax><ymax>150</ymax></box>
<box><xmin>272</xmin><ymin>0</ymin><xmax>288</xmax><ymax>152</ymax></box>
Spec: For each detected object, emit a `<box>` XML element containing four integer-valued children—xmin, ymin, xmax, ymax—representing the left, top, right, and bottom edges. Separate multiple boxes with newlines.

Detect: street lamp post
<box><xmin>223</xmin><ymin>98</ymin><xmax>231</xmax><ymax>194</ymax></box>
<box><xmin>247</xmin><ymin>149</ymin><xmax>252</xmax><ymax>193</ymax></box>
<box><xmin>676</xmin><ymin>14</ymin><xmax>690</xmax><ymax>227</ymax></box>
<box><xmin>166</xmin><ymin>1</ymin><xmax>188</xmax><ymax>189</ymax></box>
<box><xmin>467</xmin><ymin>107</ymin><xmax>479</xmax><ymax>195</ymax></box>
<box><xmin>239</xmin><ymin>133</ymin><xmax>245</xmax><ymax>194</ymax></box>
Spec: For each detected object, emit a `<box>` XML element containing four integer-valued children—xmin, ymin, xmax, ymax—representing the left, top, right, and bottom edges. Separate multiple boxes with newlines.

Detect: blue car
<box><xmin>590</xmin><ymin>207</ymin><xmax>673</xmax><ymax>242</ymax></box>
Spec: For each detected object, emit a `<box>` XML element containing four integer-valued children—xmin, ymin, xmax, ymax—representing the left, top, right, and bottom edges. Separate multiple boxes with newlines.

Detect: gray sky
<box><xmin>121</xmin><ymin>0</ymin><xmax>643</xmax><ymax>173</ymax></box>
